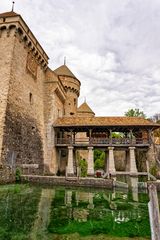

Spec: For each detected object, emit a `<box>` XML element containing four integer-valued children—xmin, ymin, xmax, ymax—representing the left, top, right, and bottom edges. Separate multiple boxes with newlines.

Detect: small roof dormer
<box><xmin>77</xmin><ymin>101</ymin><xmax>95</xmax><ymax>117</ymax></box>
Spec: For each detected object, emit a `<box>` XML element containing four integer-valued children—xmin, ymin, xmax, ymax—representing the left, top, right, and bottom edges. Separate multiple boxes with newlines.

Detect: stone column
<box><xmin>67</xmin><ymin>146</ymin><xmax>74</xmax><ymax>176</ymax></box>
<box><xmin>88</xmin><ymin>193</ymin><xmax>94</xmax><ymax>209</ymax></box>
<box><xmin>105</xmin><ymin>150</ymin><xmax>109</xmax><ymax>173</ymax></box>
<box><xmin>65</xmin><ymin>190</ymin><xmax>72</xmax><ymax>206</ymax></box>
<box><xmin>125</xmin><ymin>150</ymin><xmax>130</xmax><ymax>172</ymax></box>
<box><xmin>129</xmin><ymin>147</ymin><xmax>137</xmax><ymax>173</ymax></box>
<box><xmin>108</xmin><ymin>147</ymin><xmax>116</xmax><ymax>173</ymax></box>
<box><xmin>87</xmin><ymin>147</ymin><xmax>94</xmax><ymax>176</ymax></box>
<box><xmin>130</xmin><ymin>177</ymin><xmax>138</xmax><ymax>202</ymax></box>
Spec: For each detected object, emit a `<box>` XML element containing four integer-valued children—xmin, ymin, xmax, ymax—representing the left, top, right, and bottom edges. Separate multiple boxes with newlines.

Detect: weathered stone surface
<box><xmin>0</xmin><ymin>165</ymin><xmax>15</xmax><ymax>184</ymax></box>
<box><xmin>0</xmin><ymin>22</ymin><xmax>47</xmax><ymax>179</ymax></box>
<box><xmin>21</xmin><ymin>175</ymin><xmax>113</xmax><ymax>189</ymax></box>
<box><xmin>1</xmin><ymin>104</ymin><xmax>44</xmax><ymax>174</ymax></box>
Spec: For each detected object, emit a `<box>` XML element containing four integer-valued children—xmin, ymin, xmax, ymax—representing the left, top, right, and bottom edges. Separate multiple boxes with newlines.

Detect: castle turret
<box><xmin>54</xmin><ymin>64</ymin><xmax>81</xmax><ymax>116</ymax></box>
<box><xmin>77</xmin><ymin>101</ymin><xmax>95</xmax><ymax>117</ymax></box>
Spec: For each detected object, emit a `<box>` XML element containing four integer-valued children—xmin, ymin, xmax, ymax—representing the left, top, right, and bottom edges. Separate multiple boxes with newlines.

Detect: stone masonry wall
<box><xmin>59</xmin><ymin>76</ymin><xmax>80</xmax><ymax>116</ymax></box>
<box><xmin>0</xmin><ymin>28</ymin><xmax>15</xmax><ymax>164</ymax></box>
<box><xmin>44</xmin><ymin>69</ymin><xmax>65</xmax><ymax>174</ymax></box>
<box><xmin>1</xmin><ymin>30</ymin><xmax>46</xmax><ymax>175</ymax></box>
<box><xmin>21</xmin><ymin>175</ymin><xmax>113</xmax><ymax>189</ymax></box>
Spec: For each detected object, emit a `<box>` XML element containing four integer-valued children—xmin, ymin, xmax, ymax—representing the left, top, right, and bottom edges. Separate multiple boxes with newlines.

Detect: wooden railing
<box><xmin>55</xmin><ymin>137</ymin><xmax>150</xmax><ymax>146</ymax></box>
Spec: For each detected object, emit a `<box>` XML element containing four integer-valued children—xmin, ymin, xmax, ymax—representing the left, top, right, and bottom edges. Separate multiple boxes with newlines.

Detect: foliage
<box><xmin>15</xmin><ymin>168</ymin><xmax>21</xmax><ymax>182</ymax></box>
<box><xmin>112</xmin><ymin>132</ymin><xmax>124</xmax><ymax>138</ymax></box>
<box><xmin>94</xmin><ymin>149</ymin><xmax>105</xmax><ymax>170</ymax></box>
<box><xmin>150</xmin><ymin>164</ymin><xmax>158</xmax><ymax>177</ymax></box>
<box><xmin>94</xmin><ymin>149</ymin><xmax>104</xmax><ymax>161</ymax></box>
<box><xmin>0</xmin><ymin>184</ymin><xmax>41</xmax><ymax>240</ymax></box>
<box><xmin>124</xmin><ymin>108</ymin><xmax>146</xmax><ymax>118</ymax></box>
<box><xmin>94</xmin><ymin>158</ymin><xmax>105</xmax><ymax>170</ymax></box>
<box><xmin>79</xmin><ymin>159</ymin><xmax>88</xmax><ymax>177</ymax></box>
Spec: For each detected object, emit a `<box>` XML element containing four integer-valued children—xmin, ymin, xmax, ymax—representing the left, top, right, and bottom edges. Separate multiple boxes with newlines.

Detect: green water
<box><xmin>0</xmin><ymin>184</ymin><xmax>151</xmax><ymax>240</ymax></box>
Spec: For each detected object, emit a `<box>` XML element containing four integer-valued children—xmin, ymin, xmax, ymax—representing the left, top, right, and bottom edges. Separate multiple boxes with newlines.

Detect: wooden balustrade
<box><xmin>55</xmin><ymin>137</ymin><xmax>150</xmax><ymax>146</ymax></box>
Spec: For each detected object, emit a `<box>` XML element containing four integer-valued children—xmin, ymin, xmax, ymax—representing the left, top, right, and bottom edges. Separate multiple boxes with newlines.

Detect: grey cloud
<box><xmin>0</xmin><ymin>0</ymin><xmax>160</xmax><ymax>117</ymax></box>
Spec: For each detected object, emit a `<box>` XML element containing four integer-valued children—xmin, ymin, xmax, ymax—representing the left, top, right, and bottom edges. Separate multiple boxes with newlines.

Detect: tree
<box><xmin>124</xmin><ymin>108</ymin><xmax>146</xmax><ymax>118</ymax></box>
<box><xmin>94</xmin><ymin>149</ymin><xmax>105</xmax><ymax>170</ymax></box>
<box><xmin>79</xmin><ymin>158</ymin><xmax>88</xmax><ymax>177</ymax></box>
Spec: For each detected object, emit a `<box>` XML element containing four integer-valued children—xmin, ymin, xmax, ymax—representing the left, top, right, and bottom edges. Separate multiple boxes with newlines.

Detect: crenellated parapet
<box><xmin>60</xmin><ymin>75</ymin><xmax>80</xmax><ymax>97</ymax></box>
<box><xmin>0</xmin><ymin>12</ymin><xmax>48</xmax><ymax>71</ymax></box>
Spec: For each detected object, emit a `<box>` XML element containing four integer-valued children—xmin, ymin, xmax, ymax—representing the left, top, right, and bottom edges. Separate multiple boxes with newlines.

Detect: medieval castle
<box><xmin>0</xmin><ymin>10</ymin><xmax>159</xmax><ymax>181</ymax></box>
<box><xmin>0</xmin><ymin>10</ymin><xmax>96</xmax><ymax>177</ymax></box>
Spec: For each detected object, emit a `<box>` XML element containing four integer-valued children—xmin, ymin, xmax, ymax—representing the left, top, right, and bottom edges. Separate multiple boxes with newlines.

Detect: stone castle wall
<box><xmin>43</xmin><ymin>69</ymin><xmax>65</xmax><ymax>174</ymax></box>
<box><xmin>0</xmin><ymin>26</ymin><xmax>46</xmax><ymax>175</ymax></box>
<box><xmin>59</xmin><ymin>76</ymin><xmax>80</xmax><ymax>116</ymax></box>
<box><xmin>0</xmin><ymin>27</ymin><xmax>15</xmax><ymax>165</ymax></box>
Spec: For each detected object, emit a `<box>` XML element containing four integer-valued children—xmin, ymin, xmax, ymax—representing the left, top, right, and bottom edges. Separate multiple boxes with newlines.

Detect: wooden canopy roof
<box><xmin>54</xmin><ymin>116</ymin><xmax>160</xmax><ymax>129</ymax></box>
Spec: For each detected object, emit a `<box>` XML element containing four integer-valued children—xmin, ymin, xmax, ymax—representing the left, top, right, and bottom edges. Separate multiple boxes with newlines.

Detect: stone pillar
<box><xmin>65</xmin><ymin>190</ymin><xmax>72</xmax><ymax>206</ymax></box>
<box><xmin>88</xmin><ymin>193</ymin><xmax>94</xmax><ymax>209</ymax></box>
<box><xmin>67</xmin><ymin>146</ymin><xmax>74</xmax><ymax>176</ymax></box>
<box><xmin>129</xmin><ymin>147</ymin><xmax>137</xmax><ymax>172</ymax></box>
<box><xmin>105</xmin><ymin>150</ymin><xmax>109</xmax><ymax>173</ymax></box>
<box><xmin>130</xmin><ymin>177</ymin><xmax>138</xmax><ymax>202</ymax></box>
<box><xmin>125</xmin><ymin>150</ymin><xmax>130</xmax><ymax>172</ymax></box>
<box><xmin>108</xmin><ymin>147</ymin><xmax>116</xmax><ymax>173</ymax></box>
<box><xmin>87</xmin><ymin>147</ymin><xmax>94</xmax><ymax>176</ymax></box>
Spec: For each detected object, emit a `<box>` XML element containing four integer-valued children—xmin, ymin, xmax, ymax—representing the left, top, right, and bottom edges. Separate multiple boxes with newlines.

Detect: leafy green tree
<box><xmin>124</xmin><ymin>108</ymin><xmax>146</xmax><ymax>118</ymax></box>
<box><xmin>94</xmin><ymin>149</ymin><xmax>105</xmax><ymax>170</ymax></box>
<box><xmin>94</xmin><ymin>158</ymin><xmax>105</xmax><ymax>170</ymax></box>
<box><xmin>79</xmin><ymin>158</ymin><xmax>87</xmax><ymax>177</ymax></box>
<box><xmin>112</xmin><ymin>132</ymin><xmax>124</xmax><ymax>138</ymax></box>
<box><xmin>94</xmin><ymin>149</ymin><xmax>103</xmax><ymax>161</ymax></box>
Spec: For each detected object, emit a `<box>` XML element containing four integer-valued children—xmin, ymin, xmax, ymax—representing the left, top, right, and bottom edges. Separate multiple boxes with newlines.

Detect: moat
<box><xmin>0</xmin><ymin>183</ymin><xmax>154</xmax><ymax>240</ymax></box>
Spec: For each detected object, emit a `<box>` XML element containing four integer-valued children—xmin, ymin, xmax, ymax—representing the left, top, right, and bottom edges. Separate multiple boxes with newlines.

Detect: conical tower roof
<box><xmin>78</xmin><ymin>102</ymin><xmax>95</xmax><ymax>115</ymax></box>
<box><xmin>54</xmin><ymin>64</ymin><xmax>78</xmax><ymax>80</ymax></box>
<box><xmin>0</xmin><ymin>11</ymin><xmax>19</xmax><ymax>18</ymax></box>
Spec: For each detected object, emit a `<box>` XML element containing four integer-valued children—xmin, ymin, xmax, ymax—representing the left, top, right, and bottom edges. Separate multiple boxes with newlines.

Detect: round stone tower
<box><xmin>54</xmin><ymin>64</ymin><xmax>81</xmax><ymax>116</ymax></box>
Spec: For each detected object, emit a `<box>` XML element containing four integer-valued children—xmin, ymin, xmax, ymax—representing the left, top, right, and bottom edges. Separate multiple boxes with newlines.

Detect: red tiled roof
<box><xmin>77</xmin><ymin>102</ymin><xmax>95</xmax><ymax>114</ymax></box>
<box><xmin>54</xmin><ymin>116</ymin><xmax>160</xmax><ymax>128</ymax></box>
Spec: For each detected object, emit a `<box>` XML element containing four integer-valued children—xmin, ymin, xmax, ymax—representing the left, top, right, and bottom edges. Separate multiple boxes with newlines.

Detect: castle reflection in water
<box><xmin>0</xmin><ymin>180</ymin><xmax>150</xmax><ymax>239</ymax></box>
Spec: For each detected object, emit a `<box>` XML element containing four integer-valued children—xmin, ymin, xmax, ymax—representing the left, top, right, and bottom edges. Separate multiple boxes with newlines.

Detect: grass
<box><xmin>48</xmin><ymin>233</ymin><xmax>150</xmax><ymax>240</ymax></box>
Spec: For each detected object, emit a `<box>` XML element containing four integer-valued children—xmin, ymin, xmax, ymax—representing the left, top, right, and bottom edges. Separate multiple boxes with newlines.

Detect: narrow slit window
<box><xmin>29</xmin><ymin>92</ymin><xmax>33</xmax><ymax>105</ymax></box>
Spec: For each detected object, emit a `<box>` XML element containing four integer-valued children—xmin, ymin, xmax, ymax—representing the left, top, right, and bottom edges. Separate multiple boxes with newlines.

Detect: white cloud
<box><xmin>0</xmin><ymin>0</ymin><xmax>160</xmax><ymax>117</ymax></box>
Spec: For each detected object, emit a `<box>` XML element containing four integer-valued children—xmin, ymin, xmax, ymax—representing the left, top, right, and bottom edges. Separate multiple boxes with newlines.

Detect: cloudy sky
<box><xmin>1</xmin><ymin>0</ymin><xmax>160</xmax><ymax>117</ymax></box>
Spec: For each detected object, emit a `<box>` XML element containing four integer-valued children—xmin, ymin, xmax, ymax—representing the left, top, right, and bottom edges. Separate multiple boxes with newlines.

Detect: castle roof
<box><xmin>77</xmin><ymin>102</ymin><xmax>95</xmax><ymax>115</ymax></box>
<box><xmin>54</xmin><ymin>116</ymin><xmax>160</xmax><ymax>129</ymax></box>
<box><xmin>54</xmin><ymin>64</ymin><xmax>78</xmax><ymax>80</ymax></box>
<box><xmin>0</xmin><ymin>11</ymin><xmax>19</xmax><ymax>18</ymax></box>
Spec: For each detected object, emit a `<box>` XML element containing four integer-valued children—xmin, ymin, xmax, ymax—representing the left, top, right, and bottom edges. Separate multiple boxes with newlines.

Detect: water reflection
<box><xmin>48</xmin><ymin>187</ymin><xmax>150</xmax><ymax>238</ymax></box>
<box><xmin>0</xmin><ymin>184</ymin><xmax>151</xmax><ymax>239</ymax></box>
<box><xmin>129</xmin><ymin>177</ymin><xmax>139</xmax><ymax>202</ymax></box>
<box><xmin>30</xmin><ymin>189</ymin><xmax>54</xmax><ymax>240</ymax></box>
